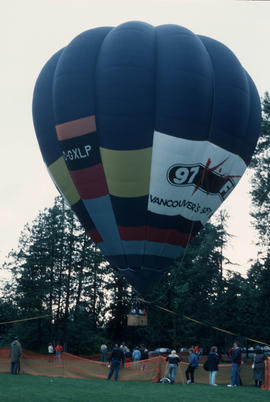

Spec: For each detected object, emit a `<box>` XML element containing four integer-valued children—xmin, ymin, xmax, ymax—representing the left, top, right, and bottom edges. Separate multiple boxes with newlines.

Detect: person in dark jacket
<box><xmin>227</xmin><ymin>342</ymin><xmax>242</xmax><ymax>387</ymax></box>
<box><xmin>107</xmin><ymin>344</ymin><xmax>124</xmax><ymax>381</ymax></box>
<box><xmin>186</xmin><ymin>348</ymin><xmax>199</xmax><ymax>384</ymax></box>
<box><xmin>140</xmin><ymin>345</ymin><xmax>149</xmax><ymax>371</ymax></box>
<box><xmin>253</xmin><ymin>345</ymin><xmax>266</xmax><ymax>388</ymax></box>
<box><xmin>10</xmin><ymin>336</ymin><xmax>22</xmax><ymax>375</ymax></box>
<box><xmin>166</xmin><ymin>350</ymin><xmax>181</xmax><ymax>384</ymax></box>
<box><xmin>207</xmin><ymin>346</ymin><xmax>219</xmax><ymax>386</ymax></box>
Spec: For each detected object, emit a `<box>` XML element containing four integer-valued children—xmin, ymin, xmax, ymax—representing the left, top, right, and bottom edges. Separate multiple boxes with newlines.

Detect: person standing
<box><xmin>227</xmin><ymin>342</ymin><xmax>241</xmax><ymax>387</ymax></box>
<box><xmin>100</xmin><ymin>344</ymin><xmax>108</xmax><ymax>363</ymax></box>
<box><xmin>55</xmin><ymin>343</ymin><xmax>63</xmax><ymax>362</ymax></box>
<box><xmin>107</xmin><ymin>344</ymin><xmax>124</xmax><ymax>381</ymax></box>
<box><xmin>140</xmin><ymin>346</ymin><xmax>149</xmax><ymax>371</ymax></box>
<box><xmin>139</xmin><ymin>344</ymin><xmax>146</xmax><ymax>359</ymax></box>
<box><xmin>120</xmin><ymin>343</ymin><xmax>128</xmax><ymax>367</ymax></box>
<box><xmin>166</xmin><ymin>350</ymin><xmax>181</xmax><ymax>384</ymax></box>
<box><xmin>48</xmin><ymin>343</ymin><xmax>54</xmax><ymax>363</ymax></box>
<box><xmin>10</xmin><ymin>336</ymin><xmax>22</xmax><ymax>375</ymax></box>
<box><xmin>124</xmin><ymin>348</ymin><xmax>132</xmax><ymax>366</ymax></box>
<box><xmin>207</xmin><ymin>346</ymin><xmax>219</xmax><ymax>386</ymax></box>
<box><xmin>132</xmin><ymin>346</ymin><xmax>141</xmax><ymax>368</ymax></box>
<box><xmin>121</xmin><ymin>342</ymin><xmax>128</xmax><ymax>355</ymax></box>
<box><xmin>253</xmin><ymin>345</ymin><xmax>266</xmax><ymax>388</ymax></box>
<box><xmin>186</xmin><ymin>348</ymin><xmax>199</xmax><ymax>384</ymax></box>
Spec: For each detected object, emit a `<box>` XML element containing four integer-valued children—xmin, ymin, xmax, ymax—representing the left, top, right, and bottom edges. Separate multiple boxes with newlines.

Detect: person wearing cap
<box><xmin>253</xmin><ymin>345</ymin><xmax>266</xmax><ymax>388</ymax></box>
<box><xmin>10</xmin><ymin>336</ymin><xmax>22</xmax><ymax>375</ymax></box>
<box><xmin>166</xmin><ymin>350</ymin><xmax>181</xmax><ymax>384</ymax></box>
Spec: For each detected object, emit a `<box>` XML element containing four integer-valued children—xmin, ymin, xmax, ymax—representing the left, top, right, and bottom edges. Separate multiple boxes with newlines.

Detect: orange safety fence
<box><xmin>262</xmin><ymin>357</ymin><xmax>270</xmax><ymax>391</ymax></box>
<box><xmin>0</xmin><ymin>348</ymin><xmax>161</xmax><ymax>382</ymax></box>
<box><xmin>0</xmin><ymin>347</ymin><xmax>268</xmax><ymax>388</ymax></box>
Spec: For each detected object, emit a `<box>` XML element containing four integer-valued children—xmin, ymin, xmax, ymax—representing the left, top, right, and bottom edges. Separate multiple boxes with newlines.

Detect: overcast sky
<box><xmin>1</xmin><ymin>0</ymin><xmax>270</xmax><ymax>281</ymax></box>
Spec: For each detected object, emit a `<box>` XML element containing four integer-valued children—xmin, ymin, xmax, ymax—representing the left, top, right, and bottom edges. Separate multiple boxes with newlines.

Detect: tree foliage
<box><xmin>1</xmin><ymin>197</ymin><xmax>109</xmax><ymax>353</ymax></box>
<box><xmin>245</xmin><ymin>92</ymin><xmax>270</xmax><ymax>343</ymax></box>
<box><xmin>250</xmin><ymin>92</ymin><xmax>270</xmax><ymax>248</ymax></box>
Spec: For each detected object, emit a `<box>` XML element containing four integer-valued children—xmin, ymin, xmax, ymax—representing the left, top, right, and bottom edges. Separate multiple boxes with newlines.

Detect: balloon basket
<box><xmin>127</xmin><ymin>314</ymin><xmax>148</xmax><ymax>327</ymax></box>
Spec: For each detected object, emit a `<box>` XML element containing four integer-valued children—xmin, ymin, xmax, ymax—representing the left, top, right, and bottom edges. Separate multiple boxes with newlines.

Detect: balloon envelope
<box><xmin>32</xmin><ymin>21</ymin><xmax>261</xmax><ymax>294</ymax></box>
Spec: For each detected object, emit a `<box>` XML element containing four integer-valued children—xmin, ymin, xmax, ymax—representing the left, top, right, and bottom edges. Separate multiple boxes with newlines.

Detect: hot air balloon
<box><xmin>32</xmin><ymin>21</ymin><xmax>261</xmax><ymax>295</ymax></box>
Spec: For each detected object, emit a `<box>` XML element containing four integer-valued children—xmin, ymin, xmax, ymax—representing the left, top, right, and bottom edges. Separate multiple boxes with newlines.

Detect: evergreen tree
<box><xmin>1</xmin><ymin>196</ymin><xmax>109</xmax><ymax>352</ymax></box>
<box><xmin>247</xmin><ymin>92</ymin><xmax>270</xmax><ymax>342</ymax></box>
<box><xmin>104</xmin><ymin>270</ymin><xmax>131</xmax><ymax>343</ymax></box>
<box><xmin>250</xmin><ymin>92</ymin><xmax>270</xmax><ymax>249</ymax></box>
<box><xmin>145</xmin><ymin>214</ymin><xmax>230</xmax><ymax>350</ymax></box>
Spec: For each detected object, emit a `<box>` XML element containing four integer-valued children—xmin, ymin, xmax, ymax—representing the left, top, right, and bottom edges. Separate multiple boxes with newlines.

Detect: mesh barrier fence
<box><xmin>0</xmin><ymin>347</ymin><xmax>268</xmax><ymax>388</ymax></box>
<box><xmin>262</xmin><ymin>357</ymin><xmax>270</xmax><ymax>391</ymax></box>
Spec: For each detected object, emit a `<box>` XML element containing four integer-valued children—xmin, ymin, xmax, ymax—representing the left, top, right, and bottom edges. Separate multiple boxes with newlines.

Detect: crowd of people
<box><xmin>8</xmin><ymin>336</ymin><xmax>267</xmax><ymax>388</ymax></box>
<box><xmin>101</xmin><ymin>341</ymin><xmax>267</xmax><ymax>387</ymax></box>
<box><xmin>103</xmin><ymin>343</ymin><xmax>149</xmax><ymax>380</ymax></box>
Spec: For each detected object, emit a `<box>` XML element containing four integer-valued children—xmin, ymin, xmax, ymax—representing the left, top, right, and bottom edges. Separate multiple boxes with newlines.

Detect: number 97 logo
<box><xmin>167</xmin><ymin>164</ymin><xmax>200</xmax><ymax>186</ymax></box>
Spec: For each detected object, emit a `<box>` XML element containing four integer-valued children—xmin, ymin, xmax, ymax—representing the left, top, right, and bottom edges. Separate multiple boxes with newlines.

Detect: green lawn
<box><xmin>0</xmin><ymin>374</ymin><xmax>268</xmax><ymax>402</ymax></box>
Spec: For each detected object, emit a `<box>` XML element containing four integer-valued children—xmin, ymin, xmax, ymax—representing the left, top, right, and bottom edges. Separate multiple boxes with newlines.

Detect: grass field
<box><xmin>0</xmin><ymin>374</ymin><xmax>269</xmax><ymax>402</ymax></box>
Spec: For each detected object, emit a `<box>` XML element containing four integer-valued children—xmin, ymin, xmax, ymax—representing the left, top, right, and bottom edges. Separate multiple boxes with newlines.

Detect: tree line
<box><xmin>0</xmin><ymin>93</ymin><xmax>269</xmax><ymax>356</ymax></box>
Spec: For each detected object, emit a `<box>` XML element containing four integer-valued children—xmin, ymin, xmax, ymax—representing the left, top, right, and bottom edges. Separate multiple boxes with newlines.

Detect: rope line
<box><xmin>0</xmin><ymin>314</ymin><xmax>51</xmax><ymax>326</ymax></box>
<box><xmin>139</xmin><ymin>297</ymin><xmax>270</xmax><ymax>347</ymax></box>
<box><xmin>2</xmin><ymin>299</ymin><xmax>269</xmax><ymax>347</ymax></box>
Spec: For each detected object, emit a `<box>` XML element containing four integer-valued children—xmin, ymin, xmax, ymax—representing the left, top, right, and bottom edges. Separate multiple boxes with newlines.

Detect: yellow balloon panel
<box><xmin>48</xmin><ymin>157</ymin><xmax>80</xmax><ymax>206</ymax></box>
<box><xmin>100</xmin><ymin>147</ymin><xmax>152</xmax><ymax>198</ymax></box>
